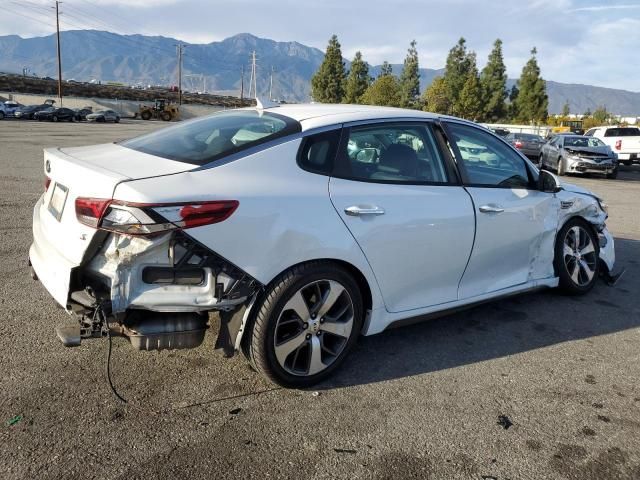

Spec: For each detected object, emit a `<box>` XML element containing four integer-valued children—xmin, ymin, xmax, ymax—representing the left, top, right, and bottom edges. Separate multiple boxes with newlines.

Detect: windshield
<box><xmin>121</xmin><ymin>110</ymin><xmax>300</xmax><ymax>165</ymax></box>
<box><xmin>564</xmin><ymin>137</ymin><xmax>606</xmax><ymax>148</ymax></box>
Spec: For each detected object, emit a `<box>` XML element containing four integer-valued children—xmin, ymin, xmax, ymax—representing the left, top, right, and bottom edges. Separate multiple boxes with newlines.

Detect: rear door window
<box><xmin>121</xmin><ymin>110</ymin><xmax>301</xmax><ymax>166</ymax></box>
<box><xmin>334</xmin><ymin>122</ymin><xmax>451</xmax><ymax>184</ymax></box>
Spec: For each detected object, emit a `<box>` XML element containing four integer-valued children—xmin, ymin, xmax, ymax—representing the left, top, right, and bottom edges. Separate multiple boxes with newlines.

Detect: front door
<box><xmin>444</xmin><ymin>121</ymin><xmax>557</xmax><ymax>300</ymax></box>
<box><xmin>329</xmin><ymin>121</ymin><xmax>475</xmax><ymax>313</ymax></box>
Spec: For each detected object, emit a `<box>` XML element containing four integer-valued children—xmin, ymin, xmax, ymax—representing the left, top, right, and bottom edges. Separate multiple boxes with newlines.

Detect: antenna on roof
<box><xmin>256</xmin><ymin>96</ymin><xmax>279</xmax><ymax>110</ymax></box>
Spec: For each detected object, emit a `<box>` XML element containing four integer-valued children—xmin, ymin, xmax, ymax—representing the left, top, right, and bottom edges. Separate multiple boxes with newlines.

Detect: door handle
<box><xmin>344</xmin><ymin>205</ymin><xmax>385</xmax><ymax>216</ymax></box>
<box><xmin>479</xmin><ymin>204</ymin><xmax>505</xmax><ymax>214</ymax></box>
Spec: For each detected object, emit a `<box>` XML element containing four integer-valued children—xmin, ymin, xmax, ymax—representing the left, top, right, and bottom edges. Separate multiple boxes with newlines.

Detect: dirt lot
<box><xmin>1</xmin><ymin>120</ymin><xmax>639</xmax><ymax>480</ymax></box>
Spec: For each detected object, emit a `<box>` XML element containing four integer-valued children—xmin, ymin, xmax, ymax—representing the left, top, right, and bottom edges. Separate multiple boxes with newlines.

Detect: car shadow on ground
<box><xmin>323</xmin><ymin>237</ymin><xmax>639</xmax><ymax>389</ymax></box>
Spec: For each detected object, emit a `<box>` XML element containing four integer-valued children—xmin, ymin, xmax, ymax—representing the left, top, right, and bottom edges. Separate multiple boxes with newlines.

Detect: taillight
<box><xmin>75</xmin><ymin>197</ymin><xmax>112</xmax><ymax>228</ymax></box>
<box><xmin>44</xmin><ymin>176</ymin><xmax>51</xmax><ymax>192</ymax></box>
<box><xmin>514</xmin><ymin>140</ymin><xmax>523</xmax><ymax>149</ymax></box>
<box><xmin>75</xmin><ymin>198</ymin><xmax>238</xmax><ymax>235</ymax></box>
<box><xmin>615</xmin><ymin>139</ymin><xmax>622</xmax><ymax>150</ymax></box>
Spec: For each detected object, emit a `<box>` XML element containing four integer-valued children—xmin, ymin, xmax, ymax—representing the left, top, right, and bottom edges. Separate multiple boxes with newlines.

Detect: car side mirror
<box><xmin>538</xmin><ymin>169</ymin><xmax>562</xmax><ymax>193</ymax></box>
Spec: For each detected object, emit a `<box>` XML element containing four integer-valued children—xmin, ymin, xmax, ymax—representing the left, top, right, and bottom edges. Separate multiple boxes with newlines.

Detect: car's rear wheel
<box><xmin>52</xmin><ymin>115</ymin><xmax>58</xmax><ymax>122</ymax></box>
<box><xmin>554</xmin><ymin>218</ymin><xmax>599</xmax><ymax>294</ymax></box>
<box><xmin>246</xmin><ymin>262</ymin><xmax>363</xmax><ymax>388</ymax></box>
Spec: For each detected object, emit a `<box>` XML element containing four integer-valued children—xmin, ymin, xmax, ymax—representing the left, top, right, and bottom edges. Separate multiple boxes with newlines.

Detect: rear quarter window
<box><xmin>297</xmin><ymin>129</ymin><xmax>342</xmax><ymax>175</ymax></box>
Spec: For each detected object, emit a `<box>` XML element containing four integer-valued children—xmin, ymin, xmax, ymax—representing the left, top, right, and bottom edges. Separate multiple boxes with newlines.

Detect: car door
<box><xmin>443</xmin><ymin>121</ymin><xmax>557</xmax><ymax>300</ymax></box>
<box><xmin>329</xmin><ymin>121</ymin><xmax>476</xmax><ymax>313</ymax></box>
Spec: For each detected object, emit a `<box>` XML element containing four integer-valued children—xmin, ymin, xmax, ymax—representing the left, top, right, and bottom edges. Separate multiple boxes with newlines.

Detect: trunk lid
<box><xmin>37</xmin><ymin>143</ymin><xmax>192</xmax><ymax>265</ymax></box>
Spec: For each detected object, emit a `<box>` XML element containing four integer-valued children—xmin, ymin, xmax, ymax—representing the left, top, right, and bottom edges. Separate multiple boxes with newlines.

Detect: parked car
<box><xmin>13</xmin><ymin>104</ymin><xmax>51</xmax><ymax>120</ymax></box>
<box><xmin>86</xmin><ymin>109</ymin><xmax>120</xmax><ymax>123</ymax></box>
<box><xmin>34</xmin><ymin>107</ymin><xmax>76</xmax><ymax>122</ymax></box>
<box><xmin>0</xmin><ymin>100</ymin><xmax>21</xmax><ymax>119</ymax></box>
<box><xmin>30</xmin><ymin>105</ymin><xmax>617</xmax><ymax>387</ymax></box>
<box><xmin>505</xmin><ymin>132</ymin><xmax>545</xmax><ymax>159</ymax></box>
<box><xmin>540</xmin><ymin>134</ymin><xmax>618</xmax><ymax>178</ymax></box>
<box><xmin>74</xmin><ymin>107</ymin><xmax>93</xmax><ymax>121</ymax></box>
<box><xmin>585</xmin><ymin>126</ymin><xmax>640</xmax><ymax>166</ymax></box>
<box><xmin>489</xmin><ymin>127</ymin><xmax>510</xmax><ymax>137</ymax></box>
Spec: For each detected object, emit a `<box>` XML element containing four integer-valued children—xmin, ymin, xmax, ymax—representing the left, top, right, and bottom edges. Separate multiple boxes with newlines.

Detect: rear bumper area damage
<box><xmin>32</xmin><ymin>229</ymin><xmax>261</xmax><ymax>352</ymax></box>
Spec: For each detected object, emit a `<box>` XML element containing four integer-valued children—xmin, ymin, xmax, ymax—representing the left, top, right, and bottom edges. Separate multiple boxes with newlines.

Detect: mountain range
<box><xmin>1</xmin><ymin>30</ymin><xmax>639</xmax><ymax>116</ymax></box>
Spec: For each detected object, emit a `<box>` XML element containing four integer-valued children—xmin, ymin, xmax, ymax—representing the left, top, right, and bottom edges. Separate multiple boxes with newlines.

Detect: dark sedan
<box><xmin>540</xmin><ymin>135</ymin><xmax>618</xmax><ymax>179</ymax></box>
<box><xmin>13</xmin><ymin>104</ymin><xmax>52</xmax><ymax>120</ymax></box>
<box><xmin>505</xmin><ymin>132</ymin><xmax>545</xmax><ymax>159</ymax></box>
<box><xmin>34</xmin><ymin>107</ymin><xmax>76</xmax><ymax>122</ymax></box>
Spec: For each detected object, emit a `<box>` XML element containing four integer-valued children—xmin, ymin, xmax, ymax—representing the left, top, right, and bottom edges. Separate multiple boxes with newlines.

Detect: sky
<box><xmin>2</xmin><ymin>0</ymin><xmax>639</xmax><ymax>91</ymax></box>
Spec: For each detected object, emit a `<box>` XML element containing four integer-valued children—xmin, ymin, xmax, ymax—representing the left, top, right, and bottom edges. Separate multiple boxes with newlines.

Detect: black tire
<box><xmin>554</xmin><ymin>218</ymin><xmax>600</xmax><ymax>295</ymax></box>
<box><xmin>622</xmin><ymin>161</ymin><xmax>632</xmax><ymax>166</ymax></box>
<box><xmin>141</xmin><ymin>111</ymin><xmax>152</xmax><ymax>121</ymax></box>
<box><xmin>556</xmin><ymin>157</ymin><xmax>565</xmax><ymax>176</ymax></box>
<box><xmin>246</xmin><ymin>261</ymin><xmax>364</xmax><ymax>388</ymax></box>
<box><xmin>606</xmin><ymin>167</ymin><xmax>618</xmax><ymax>179</ymax></box>
<box><xmin>0</xmin><ymin>111</ymin><xmax>4</xmax><ymax>120</ymax></box>
<box><xmin>52</xmin><ymin>115</ymin><xmax>58</xmax><ymax>122</ymax></box>
<box><xmin>538</xmin><ymin>154</ymin><xmax>545</xmax><ymax>170</ymax></box>
<box><xmin>115</xmin><ymin>116</ymin><xmax>120</xmax><ymax>123</ymax></box>
<box><xmin>161</xmin><ymin>112</ymin><xmax>172</xmax><ymax>121</ymax></box>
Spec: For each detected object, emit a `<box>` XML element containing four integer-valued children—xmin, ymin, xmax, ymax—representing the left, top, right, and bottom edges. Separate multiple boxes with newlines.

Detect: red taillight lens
<box><xmin>44</xmin><ymin>176</ymin><xmax>51</xmax><ymax>192</ymax></box>
<box><xmin>75</xmin><ymin>199</ymin><xmax>239</xmax><ymax>235</ymax></box>
<box><xmin>75</xmin><ymin>197</ymin><xmax>112</xmax><ymax>228</ymax></box>
<box><xmin>615</xmin><ymin>139</ymin><xmax>622</xmax><ymax>150</ymax></box>
<box><xmin>514</xmin><ymin>140</ymin><xmax>523</xmax><ymax>149</ymax></box>
<box><xmin>179</xmin><ymin>201</ymin><xmax>239</xmax><ymax>228</ymax></box>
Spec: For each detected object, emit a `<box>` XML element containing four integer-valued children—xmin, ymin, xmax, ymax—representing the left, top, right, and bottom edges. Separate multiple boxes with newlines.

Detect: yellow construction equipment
<box><xmin>136</xmin><ymin>99</ymin><xmax>180</xmax><ymax>121</ymax></box>
<box><xmin>551</xmin><ymin>119</ymin><xmax>584</xmax><ymax>135</ymax></box>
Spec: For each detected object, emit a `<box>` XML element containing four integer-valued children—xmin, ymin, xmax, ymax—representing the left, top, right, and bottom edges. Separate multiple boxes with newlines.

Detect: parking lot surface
<box><xmin>1</xmin><ymin>120</ymin><xmax>639</xmax><ymax>479</ymax></box>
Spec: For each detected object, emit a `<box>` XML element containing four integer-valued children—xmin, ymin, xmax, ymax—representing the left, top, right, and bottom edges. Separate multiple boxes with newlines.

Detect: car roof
<box><xmin>249</xmin><ymin>103</ymin><xmax>450</xmax><ymax>131</ymax></box>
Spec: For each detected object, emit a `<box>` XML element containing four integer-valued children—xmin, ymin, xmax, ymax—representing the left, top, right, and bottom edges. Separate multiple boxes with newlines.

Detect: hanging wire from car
<box><xmin>94</xmin><ymin>304</ymin><xmax>128</xmax><ymax>403</ymax></box>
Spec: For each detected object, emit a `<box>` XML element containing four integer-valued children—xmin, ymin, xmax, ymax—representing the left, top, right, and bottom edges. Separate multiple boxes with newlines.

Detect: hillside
<box><xmin>1</xmin><ymin>30</ymin><xmax>639</xmax><ymax>115</ymax></box>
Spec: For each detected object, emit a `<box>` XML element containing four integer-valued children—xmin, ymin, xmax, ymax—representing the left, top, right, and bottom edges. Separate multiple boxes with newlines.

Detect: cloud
<box><xmin>1</xmin><ymin>0</ymin><xmax>638</xmax><ymax>91</ymax></box>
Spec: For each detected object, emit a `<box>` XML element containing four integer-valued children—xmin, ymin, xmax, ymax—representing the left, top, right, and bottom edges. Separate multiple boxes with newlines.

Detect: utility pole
<box><xmin>55</xmin><ymin>1</ymin><xmax>63</xmax><ymax>105</ymax></box>
<box><xmin>248</xmin><ymin>51</ymin><xmax>257</xmax><ymax>99</ymax></box>
<box><xmin>175</xmin><ymin>43</ymin><xmax>185</xmax><ymax>105</ymax></box>
<box><xmin>269</xmin><ymin>66</ymin><xmax>275</xmax><ymax>101</ymax></box>
<box><xmin>240</xmin><ymin>65</ymin><xmax>244</xmax><ymax>100</ymax></box>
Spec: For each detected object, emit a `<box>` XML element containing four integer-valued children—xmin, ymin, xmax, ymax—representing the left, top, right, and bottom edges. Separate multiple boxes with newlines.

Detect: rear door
<box><xmin>443</xmin><ymin>121</ymin><xmax>557</xmax><ymax>299</ymax></box>
<box><xmin>329</xmin><ymin>121</ymin><xmax>475</xmax><ymax>313</ymax></box>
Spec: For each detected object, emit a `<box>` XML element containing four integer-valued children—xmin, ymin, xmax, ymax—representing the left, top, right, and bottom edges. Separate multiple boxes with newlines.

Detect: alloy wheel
<box><xmin>273</xmin><ymin>279</ymin><xmax>354</xmax><ymax>376</ymax></box>
<box><xmin>563</xmin><ymin>225</ymin><xmax>597</xmax><ymax>286</ymax></box>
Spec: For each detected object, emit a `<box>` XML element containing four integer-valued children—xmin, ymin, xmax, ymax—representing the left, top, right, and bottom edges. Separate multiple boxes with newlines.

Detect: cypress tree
<box><xmin>480</xmin><ymin>39</ymin><xmax>508</xmax><ymax>122</ymax></box>
<box><xmin>456</xmin><ymin>53</ymin><xmax>482</xmax><ymax>120</ymax></box>
<box><xmin>399</xmin><ymin>40</ymin><xmax>420</xmax><ymax>108</ymax></box>
<box><xmin>508</xmin><ymin>84</ymin><xmax>519</xmax><ymax>121</ymax></box>
<box><xmin>380</xmin><ymin>61</ymin><xmax>393</xmax><ymax>77</ymax></box>
<box><xmin>562</xmin><ymin>101</ymin><xmax>570</xmax><ymax>117</ymax></box>
<box><xmin>422</xmin><ymin>76</ymin><xmax>450</xmax><ymax>114</ymax></box>
<box><xmin>514</xmin><ymin>47</ymin><xmax>548</xmax><ymax>123</ymax></box>
<box><xmin>444</xmin><ymin>37</ymin><xmax>473</xmax><ymax>115</ymax></box>
<box><xmin>343</xmin><ymin>51</ymin><xmax>370</xmax><ymax>104</ymax></box>
<box><xmin>311</xmin><ymin>34</ymin><xmax>346</xmax><ymax>103</ymax></box>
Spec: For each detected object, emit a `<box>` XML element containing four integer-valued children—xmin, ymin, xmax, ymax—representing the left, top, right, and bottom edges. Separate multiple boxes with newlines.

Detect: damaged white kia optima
<box><xmin>30</xmin><ymin>104</ymin><xmax>620</xmax><ymax>387</ymax></box>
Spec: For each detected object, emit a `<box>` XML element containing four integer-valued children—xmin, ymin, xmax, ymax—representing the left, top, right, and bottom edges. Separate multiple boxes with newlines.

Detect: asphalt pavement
<box><xmin>0</xmin><ymin>120</ymin><xmax>639</xmax><ymax>479</ymax></box>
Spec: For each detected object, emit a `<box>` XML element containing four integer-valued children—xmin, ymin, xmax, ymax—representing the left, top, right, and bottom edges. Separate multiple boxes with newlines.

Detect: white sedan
<box><xmin>30</xmin><ymin>104</ymin><xmax>616</xmax><ymax>387</ymax></box>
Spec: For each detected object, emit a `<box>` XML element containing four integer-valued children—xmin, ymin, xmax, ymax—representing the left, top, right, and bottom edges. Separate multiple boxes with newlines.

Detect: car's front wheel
<box><xmin>556</xmin><ymin>157</ymin><xmax>566</xmax><ymax>176</ymax></box>
<box><xmin>554</xmin><ymin>218</ymin><xmax>599</xmax><ymax>294</ymax></box>
<box><xmin>246</xmin><ymin>262</ymin><xmax>363</xmax><ymax>388</ymax></box>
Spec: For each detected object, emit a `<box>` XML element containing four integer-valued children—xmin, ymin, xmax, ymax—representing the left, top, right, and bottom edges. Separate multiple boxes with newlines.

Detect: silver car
<box><xmin>540</xmin><ymin>135</ymin><xmax>618</xmax><ymax>179</ymax></box>
<box><xmin>86</xmin><ymin>109</ymin><xmax>120</xmax><ymax>123</ymax></box>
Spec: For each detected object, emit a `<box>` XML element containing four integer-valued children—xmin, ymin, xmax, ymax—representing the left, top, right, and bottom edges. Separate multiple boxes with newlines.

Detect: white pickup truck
<box><xmin>585</xmin><ymin>126</ymin><xmax>640</xmax><ymax>165</ymax></box>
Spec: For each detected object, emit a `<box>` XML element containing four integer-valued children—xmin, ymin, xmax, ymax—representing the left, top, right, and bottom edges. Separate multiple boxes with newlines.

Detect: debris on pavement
<box><xmin>229</xmin><ymin>407</ymin><xmax>242</xmax><ymax>415</ymax></box>
<box><xmin>6</xmin><ymin>415</ymin><xmax>23</xmax><ymax>427</ymax></box>
<box><xmin>497</xmin><ymin>415</ymin><xmax>513</xmax><ymax>430</ymax></box>
<box><xmin>333</xmin><ymin>448</ymin><xmax>357</xmax><ymax>454</ymax></box>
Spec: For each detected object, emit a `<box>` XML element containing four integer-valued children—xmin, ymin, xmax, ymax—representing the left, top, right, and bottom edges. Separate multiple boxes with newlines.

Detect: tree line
<box><xmin>311</xmin><ymin>35</ymin><xmax>549</xmax><ymax>124</ymax></box>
